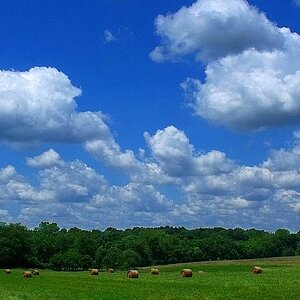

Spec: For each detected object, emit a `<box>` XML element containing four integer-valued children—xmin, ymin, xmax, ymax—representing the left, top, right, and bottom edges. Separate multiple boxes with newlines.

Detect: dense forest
<box><xmin>0</xmin><ymin>222</ymin><xmax>299</xmax><ymax>271</ymax></box>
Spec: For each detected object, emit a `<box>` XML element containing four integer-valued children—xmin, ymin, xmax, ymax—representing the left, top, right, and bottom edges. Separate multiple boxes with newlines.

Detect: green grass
<box><xmin>1</xmin><ymin>256</ymin><xmax>300</xmax><ymax>299</ymax></box>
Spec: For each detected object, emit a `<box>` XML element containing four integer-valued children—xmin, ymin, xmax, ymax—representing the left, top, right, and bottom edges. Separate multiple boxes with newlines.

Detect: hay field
<box><xmin>1</xmin><ymin>256</ymin><xmax>299</xmax><ymax>299</ymax></box>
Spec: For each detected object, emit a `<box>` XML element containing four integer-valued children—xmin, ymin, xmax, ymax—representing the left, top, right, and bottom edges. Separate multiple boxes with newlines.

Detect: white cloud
<box><xmin>18</xmin><ymin>202</ymin><xmax>76</xmax><ymax>228</ymax></box>
<box><xmin>0</xmin><ymin>67</ymin><xmax>144</xmax><ymax>173</ymax></box>
<box><xmin>38</xmin><ymin>159</ymin><xmax>107</xmax><ymax>203</ymax></box>
<box><xmin>26</xmin><ymin>148</ymin><xmax>62</xmax><ymax>168</ymax></box>
<box><xmin>0</xmin><ymin>62</ymin><xmax>299</xmax><ymax>230</ymax></box>
<box><xmin>0</xmin><ymin>165</ymin><xmax>18</xmax><ymax>183</ymax></box>
<box><xmin>84</xmin><ymin>138</ymin><xmax>138</xmax><ymax>170</ymax></box>
<box><xmin>15</xmin><ymin>152</ymin><xmax>175</xmax><ymax>228</ymax></box>
<box><xmin>261</xmin><ymin>135</ymin><xmax>300</xmax><ymax>190</ymax></box>
<box><xmin>85</xmin><ymin>130</ymin><xmax>179</xmax><ymax>184</ymax></box>
<box><xmin>196</xmin><ymin>150</ymin><xmax>235</xmax><ymax>175</ymax></box>
<box><xmin>236</xmin><ymin>166</ymin><xmax>274</xmax><ymax>189</ymax></box>
<box><xmin>2</xmin><ymin>127</ymin><xmax>300</xmax><ymax>230</ymax></box>
<box><xmin>141</xmin><ymin>125</ymin><xmax>300</xmax><ymax>230</ymax></box>
<box><xmin>104</xmin><ymin>30</ymin><xmax>117</xmax><ymax>43</ymax></box>
<box><xmin>263</xmin><ymin>133</ymin><xmax>300</xmax><ymax>171</ymax></box>
<box><xmin>0</xmin><ymin>165</ymin><xmax>48</xmax><ymax>203</ymax></box>
<box><xmin>145</xmin><ymin>126</ymin><xmax>234</xmax><ymax>176</ymax></box>
<box><xmin>144</xmin><ymin>126</ymin><xmax>195</xmax><ymax>176</ymax></box>
<box><xmin>150</xmin><ymin>0</ymin><xmax>283</xmax><ymax>62</ymax></box>
<box><xmin>0</xmin><ymin>67</ymin><xmax>111</xmax><ymax>145</ymax></box>
<box><xmin>151</xmin><ymin>0</ymin><xmax>300</xmax><ymax>131</ymax></box>
<box><xmin>91</xmin><ymin>183</ymin><xmax>172</xmax><ymax>212</ymax></box>
<box><xmin>1</xmin><ymin>150</ymin><xmax>108</xmax><ymax>206</ymax></box>
<box><xmin>15</xmin><ymin>149</ymin><xmax>175</xmax><ymax>228</ymax></box>
<box><xmin>85</xmin><ymin>183</ymin><xmax>174</xmax><ymax>228</ymax></box>
<box><xmin>182</xmin><ymin>35</ymin><xmax>300</xmax><ymax>131</ymax></box>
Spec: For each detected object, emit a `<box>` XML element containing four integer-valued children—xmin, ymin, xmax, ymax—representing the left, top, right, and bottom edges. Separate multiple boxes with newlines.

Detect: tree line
<box><xmin>0</xmin><ymin>222</ymin><xmax>299</xmax><ymax>271</ymax></box>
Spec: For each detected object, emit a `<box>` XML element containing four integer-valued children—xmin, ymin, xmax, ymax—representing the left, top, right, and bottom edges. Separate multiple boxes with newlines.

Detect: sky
<box><xmin>0</xmin><ymin>0</ymin><xmax>300</xmax><ymax>231</ymax></box>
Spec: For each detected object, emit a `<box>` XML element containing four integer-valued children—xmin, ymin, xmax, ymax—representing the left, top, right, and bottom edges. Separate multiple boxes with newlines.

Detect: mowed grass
<box><xmin>1</xmin><ymin>256</ymin><xmax>300</xmax><ymax>300</ymax></box>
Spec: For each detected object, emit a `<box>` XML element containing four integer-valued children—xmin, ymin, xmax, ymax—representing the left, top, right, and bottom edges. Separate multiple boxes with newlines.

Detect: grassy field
<box><xmin>1</xmin><ymin>256</ymin><xmax>300</xmax><ymax>300</ymax></box>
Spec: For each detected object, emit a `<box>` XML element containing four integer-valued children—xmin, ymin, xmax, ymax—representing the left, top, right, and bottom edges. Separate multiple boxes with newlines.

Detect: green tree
<box><xmin>120</xmin><ymin>249</ymin><xmax>142</xmax><ymax>269</ymax></box>
<box><xmin>102</xmin><ymin>247</ymin><xmax>120</xmax><ymax>269</ymax></box>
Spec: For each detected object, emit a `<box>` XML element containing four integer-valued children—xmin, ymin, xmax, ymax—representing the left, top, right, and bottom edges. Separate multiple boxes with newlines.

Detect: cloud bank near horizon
<box><xmin>1</xmin><ymin>126</ymin><xmax>300</xmax><ymax>231</ymax></box>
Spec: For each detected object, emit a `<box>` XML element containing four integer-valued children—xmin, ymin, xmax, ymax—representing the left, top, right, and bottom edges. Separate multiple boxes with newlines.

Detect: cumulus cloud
<box><xmin>0</xmin><ymin>67</ymin><xmax>111</xmax><ymax>145</ymax></box>
<box><xmin>144</xmin><ymin>126</ymin><xmax>196</xmax><ymax>176</ymax></box>
<box><xmin>2</xmin><ymin>127</ymin><xmax>300</xmax><ymax>230</ymax></box>
<box><xmin>145</xmin><ymin>126</ymin><xmax>234</xmax><ymax>176</ymax></box>
<box><xmin>151</xmin><ymin>0</ymin><xmax>300</xmax><ymax>131</ymax></box>
<box><xmin>15</xmin><ymin>149</ymin><xmax>175</xmax><ymax>228</ymax></box>
<box><xmin>18</xmin><ymin>183</ymin><xmax>173</xmax><ymax>229</ymax></box>
<box><xmin>0</xmin><ymin>165</ymin><xmax>48</xmax><ymax>203</ymax></box>
<box><xmin>92</xmin><ymin>183</ymin><xmax>172</xmax><ymax>212</ymax></box>
<box><xmin>1</xmin><ymin>150</ymin><xmax>108</xmax><ymax>206</ymax></box>
<box><xmin>182</xmin><ymin>33</ymin><xmax>300</xmax><ymax>131</ymax></box>
<box><xmin>0</xmin><ymin>59</ymin><xmax>298</xmax><ymax>229</ymax></box>
<box><xmin>36</xmin><ymin>155</ymin><xmax>107</xmax><ymax>203</ymax></box>
<box><xmin>263</xmin><ymin>132</ymin><xmax>300</xmax><ymax>172</ymax></box>
<box><xmin>0</xmin><ymin>67</ymin><xmax>142</xmax><ymax>172</ymax></box>
<box><xmin>86</xmin><ymin>183</ymin><xmax>174</xmax><ymax>227</ymax></box>
<box><xmin>18</xmin><ymin>202</ymin><xmax>79</xmax><ymax>228</ymax></box>
<box><xmin>0</xmin><ymin>165</ymin><xmax>18</xmax><ymax>183</ymax></box>
<box><xmin>4</xmin><ymin>147</ymin><xmax>174</xmax><ymax>228</ymax></box>
<box><xmin>84</xmin><ymin>138</ymin><xmax>138</xmax><ymax>170</ymax></box>
<box><xmin>26</xmin><ymin>149</ymin><xmax>62</xmax><ymax>168</ymax></box>
<box><xmin>23</xmin><ymin>128</ymin><xmax>300</xmax><ymax>229</ymax></box>
<box><xmin>142</xmin><ymin>125</ymin><xmax>300</xmax><ymax>230</ymax></box>
<box><xmin>150</xmin><ymin>0</ymin><xmax>283</xmax><ymax>62</ymax></box>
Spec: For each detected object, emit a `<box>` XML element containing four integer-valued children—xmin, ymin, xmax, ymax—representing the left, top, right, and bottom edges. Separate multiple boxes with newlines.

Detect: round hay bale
<box><xmin>32</xmin><ymin>269</ymin><xmax>40</xmax><ymax>275</ymax></box>
<box><xmin>90</xmin><ymin>268</ymin><xmax>99</xmax><ymax>275</ymax></box>
<box><xmin>150</xmin><ymin>268</ymin><xmax>159</xmax><ymax>275</ymax></box>
<box><xmin>23</xmin><ymin>271</ymin><xmax>32</xmax><ymax>278</ymax></box>
<box><xmin>5</xmin><ymin>269</ymin><xmax>11</xmax><ymax>274</ymax></box>
<box><xmin>108</xmin><ymin>268</ymin><xmax>114</xmax><ymax>273</ymax></box>
<box><xmin>127</xmin><ymin>270</ymin><xmax>139</xmax><ymax>278</ymax></box>
<box><xmin>252</xmin><ymin>266</ymin><xmax>263</xmax><ymax>274</ymax></box>
<box><xmin>180</xmin><ymin>269</ymin><xmax>193</xmax><ymax>277</ymax></box>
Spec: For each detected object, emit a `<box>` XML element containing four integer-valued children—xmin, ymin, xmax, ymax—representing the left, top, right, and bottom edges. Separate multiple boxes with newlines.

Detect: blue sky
<box><xmin>0</xmin><ymin>0</ymin><xmax>300</xmax><ymax>231</ymax></box>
